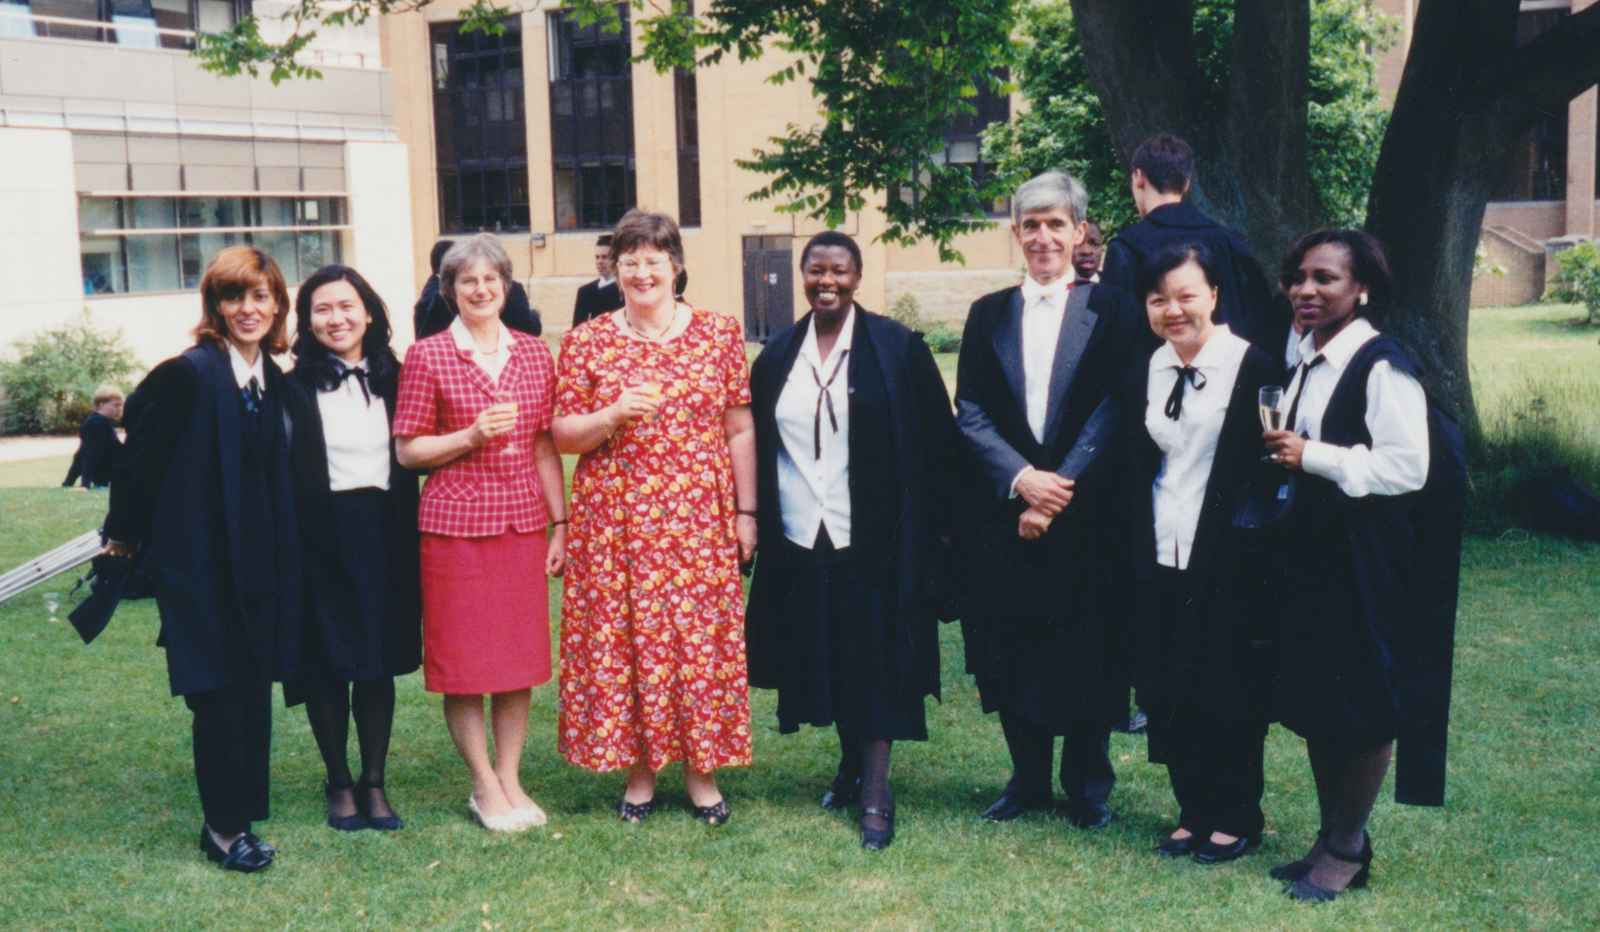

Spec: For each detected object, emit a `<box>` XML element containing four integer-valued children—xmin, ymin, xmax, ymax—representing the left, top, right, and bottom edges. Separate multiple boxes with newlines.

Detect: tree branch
<box><xmin>1488</xmin><ymin>3</ymin><xmax>1600</xmax><ymax>132</ymax></box>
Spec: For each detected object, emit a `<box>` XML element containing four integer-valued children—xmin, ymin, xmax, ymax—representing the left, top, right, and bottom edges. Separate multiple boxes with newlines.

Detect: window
<box><xmin>77</xmin><ymin>194</ymin><xmax>346</xmax><ymax>295</ymax></box>
<box><xmin>894</xmin><ymin>71</ymin><xmax>1011</xmax><ymax>217</ymax></box>
<box><xmin>431</xmin><ymin>17</ymin><xmax>529</xmax><ymax>234</ymax></box>
<box><xmin>548</xmin><ymin>6</ymin><xmax>635</xmax><ymax>230</ymax></box>
<box><xmin>13</xmin><ymin>0</ymin><xmax>246</xmax><ymax>47</ymax></box>
<box><xmin>675</xmin><ymin>66</ymin><xmax>701</xmax><ymax>227</ymax></box>
<box><xmin>1492</xmin><ymin>9</ymin><xmax>1568</xmax><ymax>201</ymax></box>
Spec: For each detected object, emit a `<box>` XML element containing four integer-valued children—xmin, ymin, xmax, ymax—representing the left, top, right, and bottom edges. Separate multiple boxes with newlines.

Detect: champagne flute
<box><xmin>631</xmin><ymin>367</ymin><xmax>665</xmax><ymax>422</ymax></box>
<box><xmin>1258</xmin><ymin>386</ymin><xmax>1285</xmax><ymax>464</ymax></box>
<box><xmin>494</xmin><ymin>385</ymin><xmax>520</xmax><ymax>457</ymax></box>
<box><xmin>43</xmin><ymin>591</ymin><xmax>62</xmax><ymax>624</ymax></box>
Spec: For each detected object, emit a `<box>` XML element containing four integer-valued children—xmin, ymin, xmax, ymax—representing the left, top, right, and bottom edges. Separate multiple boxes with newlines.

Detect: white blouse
<box><xmin>1286</xmin><ymin>317</ymin><xmax>1429</xmax><ymax>498</ymax></box>
<box><xmin>318</xmin><ymin>359</ymin><xmax>391</xmax><ymax>492</ymax></box>
<box><xmin>1145</xmin><ymin>326</ymin><xmax>1250</xmax><ymax>570</ymax></box>
<box><xmin>449</xmin><ymin>316</ymin><xmax>512</xmax><ymax>384</ymax></box>
<box><xmin>775</xmin><ymin>306</ymin><xmax>855</xmax><ymax>548</ymax></box>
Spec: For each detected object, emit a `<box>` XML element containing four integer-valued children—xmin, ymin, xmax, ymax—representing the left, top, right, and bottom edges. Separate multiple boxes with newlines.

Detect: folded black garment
<box><xmin>67</xmin><ymin>553</ymin><xmax>150</xmax><ymax>645</ymax></box>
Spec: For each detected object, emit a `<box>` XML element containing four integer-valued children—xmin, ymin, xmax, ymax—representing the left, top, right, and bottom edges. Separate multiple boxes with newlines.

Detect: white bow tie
<box><xmin>1022</xmin><ymin>278</ymin><xmax>1068</xmax><ymax>308</ymax></box>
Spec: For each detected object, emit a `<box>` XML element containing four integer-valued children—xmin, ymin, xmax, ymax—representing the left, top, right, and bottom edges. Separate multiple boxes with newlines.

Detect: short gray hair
<box><xmin>439</xmin><ymin>233</ymin><xmax>515</xmax><ymax>310</ymax></box>
<box><xmin>1011</xmin><ymin>170</ymin><xmax>1089</xmax><ymax>227</ymax></box>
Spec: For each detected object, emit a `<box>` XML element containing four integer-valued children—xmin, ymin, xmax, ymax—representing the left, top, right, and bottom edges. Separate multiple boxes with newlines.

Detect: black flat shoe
<box><xmin>1066</xmin><ymin>799</ymin><xmax>1114</xmax><ymax>830</ymax></box>
<box><xmin>1271</xmin><ymin>831</ymin><xmax>1369</xmax><ymax>883</ymax></box>
<box><xmin>981</xmin><ymin>790</ymin><xmax>1051</xmax><ymax>823</ymax></box>
<box><xmin>199</xmin><ymin>826</ymin><xmax>273</xmax><ymax>873</ymax></box>
<box><xmin>860</xmin><ymin>806</ymin><xmax>895</xmax><ymax>851</ymax></box>
<box><xmin>820</xmin><ymin>776</ymin><xmax>862</xmax><ymax>811</ymax></box>
<box><xmin>325</xmin><ymin>781</ymin><xmax>367</xmax><ymax>832</ymax></box>
<box><xmin>691</xmin><ymin>798</ymin><xmax>731</xmax><ymax>826</ymax></box>
<box><xmin>1156</xmin><ymin>831</ymin><xmax>1198</xmax><ymax>858</ymax></box>
<box><xmin>617</xmin><ymin>797</ymin><xmax>656</xmax><ymax>824</ymax></box>
<box><xmin>1192</xmin><ymin>834</ymin><xmax>1262</xmax><ymax>864</ymax></box>
<box><xmin>1284</xmin><ymin>839</ymin><xmax>1373</xmax><ymax>903</ymax></box>
<box><xmin>355</xmin><ymin>778</ymin><xmax>403</xmax><ymax>832</ymax></box>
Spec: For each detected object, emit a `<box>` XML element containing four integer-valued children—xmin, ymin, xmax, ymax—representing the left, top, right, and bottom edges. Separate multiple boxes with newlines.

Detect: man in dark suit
<box><xmin>414</xmin><ymin>238</ymin><xmax>543</xmax><ymax>340</ymax></box>
<box><xmin>1099</xmin><ymin>133</ymin><xmax>1279</xmax><ymax>349</ymax></box>
<box><xmin>571</xmin><ymin>233</ymin><xmax>623</xmax><ymax>328</ymax></box>
<box><xmin>955</xmin><ymin>170</ymin><xmax>1148</xmax><ymax>829</ymax></box>
<box><xmin>62</xmin><ymin>384</ymin><xmax>123</xmax><ymax>489</ymax></box>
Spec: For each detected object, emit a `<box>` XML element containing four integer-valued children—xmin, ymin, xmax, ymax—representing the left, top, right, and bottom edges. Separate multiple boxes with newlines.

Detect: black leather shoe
<box><xmin>1155</xmin><ymin>831</ymin><xmax>1197</xmax><ymax>858</ymax></box>
<box><xmin>355</xmin><ymin>779</ymin><xmax>403</xmax><ymax>832</ymax></box>
<box><xmin>1284</xmin><ymin>838</ymin><xmax>1373</xmax><ymax>902</ymax></box>
<box><xmin>199</xmin><ymin>826</ymin><xmax>273</xmax><ymax>873</ymax></box>
<box><xmin>325</xmin><ymin>781</ymin><xmax>367</xmax><ymax>832</ymax></box>
<box><xmin>860</xmin><ymin>806</ymin><xmax>895</xmax><ymax>851</ymax></box>
<box><xmin>981</xmin><ymin>790</ymin><xmax>1051</xmax><ymax>822</ymax></box>
<box><xmin>820</xmin><ymin>776</ymin><xmax>862</xmax><ymax>811</ymax></box>
<box><xmin>1066</xmin><ymin>799</ymin><xmax>1113</xmax><ymax>830</ymax></box>
<box><xmin>1192</xmin><ymin>834</ymin><xmax>1262</xmax><ymax>864</ymax></box>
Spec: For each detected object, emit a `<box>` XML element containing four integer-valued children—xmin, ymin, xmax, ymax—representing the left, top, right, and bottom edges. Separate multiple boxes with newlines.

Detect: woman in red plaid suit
<box><xmin>394</xmin><ymin>234</ymin><xmax>569</xmax><ymax>833</ymax></box>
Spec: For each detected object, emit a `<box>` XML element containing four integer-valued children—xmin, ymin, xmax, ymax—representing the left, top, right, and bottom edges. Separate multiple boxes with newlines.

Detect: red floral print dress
<box><xmin>555</xmin><ymin>308</ymin><xmax>754</xmax><ymax>773</ymax></box>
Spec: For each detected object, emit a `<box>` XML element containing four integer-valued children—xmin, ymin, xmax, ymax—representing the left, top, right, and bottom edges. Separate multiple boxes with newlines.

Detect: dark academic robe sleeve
<box><xmin>502</xmin><ymin>281</ymin><xmax>543</xmax><ymax>337</ymax></box>
<box><xmin>106</xmin><ymin>359</ymin><xmax>197</xmax><ymax>546</ymax></box>
<box><xmin>1098</xmin><ymin>239</ymin><xmax>1138</xmax><ymax>298</ymax></box>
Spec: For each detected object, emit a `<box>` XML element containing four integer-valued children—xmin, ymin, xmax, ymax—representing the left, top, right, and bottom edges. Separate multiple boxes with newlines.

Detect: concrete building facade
<box><xmin>0</xmin><ymin>1</ymin><xmax>415</xmax><ymax>365</ymax></box>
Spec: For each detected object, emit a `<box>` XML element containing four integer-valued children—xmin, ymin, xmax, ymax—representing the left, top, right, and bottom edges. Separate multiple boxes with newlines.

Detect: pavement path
<box><xmin>0</xmin><ymin>436</ymin><xmax>79</xmax><ymax>463</ymax></box>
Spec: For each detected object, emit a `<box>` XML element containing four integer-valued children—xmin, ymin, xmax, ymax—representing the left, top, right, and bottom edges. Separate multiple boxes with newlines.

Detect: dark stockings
<box><xmin>306</xmin><ymin>678</ymin><xmax>398</xmax><ymax>819</ymax></box>
<box><xmin>859</xmin><ymin>740</ymin><xmax>894</xmax><ymax>833</ymax></box>
<box><xmin>1298</xmin><ymin>739</ymin><xmax>1391</xmax><ymax>891</ymax></box>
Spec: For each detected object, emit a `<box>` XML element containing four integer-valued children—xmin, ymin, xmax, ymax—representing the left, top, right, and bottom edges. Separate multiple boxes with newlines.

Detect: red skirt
<box><xmin>420</xmin><ymin>531</ymin><xmax>551</xmax><ymax>695</ymax></box>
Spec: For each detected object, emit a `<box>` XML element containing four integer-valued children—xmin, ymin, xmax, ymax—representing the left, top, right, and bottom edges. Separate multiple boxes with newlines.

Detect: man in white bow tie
<box><xmin>953</xmin><ymin>170</ymin><xmax>1150</xmax><ymax>829</ymax></box>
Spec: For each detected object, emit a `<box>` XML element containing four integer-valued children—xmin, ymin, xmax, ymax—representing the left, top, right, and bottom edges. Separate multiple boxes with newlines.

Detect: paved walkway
<box><xmin>0</xmin><ymin>436</ymin><xmax>78</xmax><ymax>463</ymax></box>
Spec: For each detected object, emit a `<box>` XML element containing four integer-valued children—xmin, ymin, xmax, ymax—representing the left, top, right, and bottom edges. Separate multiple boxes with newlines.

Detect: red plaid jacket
<box><xmin>393</xmin><ymin>330</ymin><xmax>556</xmax><ymax>537</ymax></box>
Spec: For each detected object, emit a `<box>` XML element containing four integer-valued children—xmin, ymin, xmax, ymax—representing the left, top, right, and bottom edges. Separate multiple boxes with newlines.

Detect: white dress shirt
<box><xmin>318</xmin><ymin>359</ymin><xmax>391</xmax><ymax>492</ymax></box>
<box><xmin>775</xmin><ymin>306</ymin><xmax>855</xmax><ymax>548</ymax></box>
<box><xmin>1019</xmin><ymin>276</ymin><xmax>1072</xmax><ymax>444</ymax></box>
<box><xmin>1283</xmin><ymin>323</ymin><xmax>1305</xmax><ymax>371</ymax></box>
<box><xmin>449</xmin><ymin>316</ymin><xmax>512</xmax><ymax>383</ymax></box>
<box><xmin>1286</xmin><ymin>317</ymin><xmax>1429</xmax><ymax>497</ymax></box>
<box><xmin>1146</xmin><ymin>326</ymin><xmax>1249</xmax><ymax>570</ymax></box>
<box><xmin>228</xmin><ymin>342</ymin><xmax>266</xmax><ymax>392</ymax></box>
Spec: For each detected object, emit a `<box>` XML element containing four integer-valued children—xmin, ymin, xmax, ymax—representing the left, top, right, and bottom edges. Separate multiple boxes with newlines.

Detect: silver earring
<box><xmin>1358</xmin><ymin>292</ymin><xmax>1369</xmax><ymax>306</ymax></box>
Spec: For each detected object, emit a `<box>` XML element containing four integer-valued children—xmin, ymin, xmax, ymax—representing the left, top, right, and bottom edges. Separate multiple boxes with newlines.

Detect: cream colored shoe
<box><xmin>511</xmin><ymin>801</ymin><xmax>548</xmax><ymax>828</ymax></box>
<box><xmin>468</xmin><ymin>794</ymin><xmax>528</xmax><ymax>833</ymax></box>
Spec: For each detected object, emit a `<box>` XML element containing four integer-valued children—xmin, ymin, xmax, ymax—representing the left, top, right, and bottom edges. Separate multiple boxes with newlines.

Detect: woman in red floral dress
<box><xmin>554</xmin><ymin>211</ymin><xmax>758</xmax><ymax>826</ymax></box>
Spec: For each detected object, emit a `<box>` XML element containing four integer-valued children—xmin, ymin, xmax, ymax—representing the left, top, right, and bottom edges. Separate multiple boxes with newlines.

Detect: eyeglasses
<box><xmin>617</xmin><ymin>255</ymin><xmax>673</xmax><ymax>274</ymax></box>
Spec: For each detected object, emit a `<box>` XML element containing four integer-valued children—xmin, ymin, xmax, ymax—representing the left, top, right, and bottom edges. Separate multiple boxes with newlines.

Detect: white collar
<box><xmin>449</xmin><ymin>316</ymin><xmax>513</xmax><ymax>357</ymax></box>
<box><xmin>1153</xmin><ymin>325</ymin><xmax>1234</xmax><ymax>371</ymax></box>
<box><xmin>227</xmin><ymin>342</ymin><xmax>266</xmax><ymax>390</ymax></box>
<box><xmin>1021</xmin><ymin>275</ymin><xmax>1071</xmax><ymax>307</ymax></box>
<box><xmin>800</xmin><ymin>305</ymin><xmax>856</xmax><ymax>371</ymax></box>
<box><xmin>599</xmin><ymin>276</ymin><xmax>615</xmax><ymax>287</ymax></box>
<box><xmin>1296</xmin><ymin>316</ymin><xmax>1376</xmax><ymax>373</ymax></box>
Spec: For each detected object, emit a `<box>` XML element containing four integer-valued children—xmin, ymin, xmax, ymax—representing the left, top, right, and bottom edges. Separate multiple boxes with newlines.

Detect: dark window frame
<box><xmin>893</xmin><ymin>70</ymin><xmax>1012</xmax><ymax>219</ymax></box>
<box><xmin>1490</xmin><ymin>9</ymin><xmax>1569</xmax><ymax>202</ymax></box>
<box><xmin>431</xmin><ymin>16</ymin><xmax>531</xmax><ymax>234</ymax></box>
<box><xmin>548</xmin><ymin>5</ymin><xmax>637</xmax><ymax>231</ymax></box>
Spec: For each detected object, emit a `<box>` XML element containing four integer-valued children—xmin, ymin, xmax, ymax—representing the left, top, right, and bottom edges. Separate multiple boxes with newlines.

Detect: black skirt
<box><xmin>761</xmin><ymin>530</ymin><xmax>929</xmax><ymax>741</ymax></box>
<box><xmin>288</xmin><ymin>488</ymin><xmax>422</xmax><ymax>702</ymax></box>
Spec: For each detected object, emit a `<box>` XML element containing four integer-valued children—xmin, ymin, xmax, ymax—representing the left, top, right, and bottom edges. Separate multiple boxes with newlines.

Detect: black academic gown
<box><xmin>954</xmin><ymin>282</ymin><xmax>1148</xmax><ymax>731</ymax></box>
<box><xmin>414</xmin><ymin>280</ymin><xmax>543</xmax><ymax>340</ymax></box>
<box><xmin>62</xmin><ymin>411</ymin><xmax>121</xmax><ymax>488</ymax></box>
<box><xmin>572</xmin><ymin>279</ymin><xmax>624</xmax><ymax>328</ymax></box>
<box><xmin>1120</xmin><ymin>341</ymin><xmax>1281</xmax><ymax>747</ymax></box>
<box><xmin>281</xmin><ymin>365</ymin><xmax>422</xmax><ymax>696</ymax></box>
<box><xmin>746</xmin><ymin>309</ymin><xmax>961</xmax><ymax>730</ymax></box>
<box><xmin>1100</xmin><ymin>202</ymin><xmax>1281</xmax><ymax>349</ymax></box>
<box><xmin>106</xmin><ymin>342</ymin><xmax>302</xmax><ymax>696</ymax></box>
<box><xmin>1274</xmin><ymin>334</ymin><xmax>1464</xmax><ymax>806</ymax></box>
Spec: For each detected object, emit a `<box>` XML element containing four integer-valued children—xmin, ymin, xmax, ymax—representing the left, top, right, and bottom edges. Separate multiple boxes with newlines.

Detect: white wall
<box><xmin>0</xmin><ymin>127</ymin><xmax>87</xmax><ymax>356</ymax></box>
<box><xmin>344</xmin><ymin>140</ymin><xmax>418</xmax><ymax>348</ymax></box>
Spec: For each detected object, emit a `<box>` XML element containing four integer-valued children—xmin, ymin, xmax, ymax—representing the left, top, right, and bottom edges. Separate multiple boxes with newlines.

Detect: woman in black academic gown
<box><xmin>1262</xmin><ymin>229</ymin><xmax>1462</xmax><ymax>902</ymax></box>
<box><xmin>105</xmin><ymin>246</ymin><xmax>302</xmax><ymax>873</ymax></box>
<box><xmin>1120</xmin><ymin>242</ymin><xmax>1281</xmax><ymax>864</ymax></box>
<box><xmin>747</xmin><ymin>230</ymin><xmax>962</xmax><ymax>850</ymax></box>
<box><xmin>282</xmin><ymin>265</ymin><xmax>422</xmax><ymax>832</ymax></box>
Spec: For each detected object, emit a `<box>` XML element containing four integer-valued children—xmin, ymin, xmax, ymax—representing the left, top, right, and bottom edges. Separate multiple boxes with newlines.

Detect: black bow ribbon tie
<box><xmin>1163</xmin><ymin>365</ymin><xmax>1207</xmax><ymax>420</ymax></box>
<box><xmin>338</xmin><ymin>365</ymin><xmax>371</xmax><ymax>404</ymax></box>
<box><xmin>810</xmin><ymin>349</ymin><xmax>849</xmax><ymax>460</ymax></box>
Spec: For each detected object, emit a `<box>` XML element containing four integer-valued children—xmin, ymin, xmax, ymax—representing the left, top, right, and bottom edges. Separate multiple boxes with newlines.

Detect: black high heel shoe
<box><xmin>1271</xmin><ymin>831</ymin><xmax>1370</xmax><ymax>883</ymax></box>
<box><xmin>690</xmin><ymin>798</ymin><xmax>732</xmax><ymax>826</ymax></box>
<box><xmin>1284</xmin><ymin>837</ymin><xmax>1373</xmax><ymax>903</ymax></box>
<box><xmin>860</xmin><ymin>806</ymin><xmax>895</xmax><ymax>851</ymax></box>
<box><xmin>199</xmin><ymin>825</ymin><xmax>273</xmax><ymax>873</ymax></box>
<box><xmin>325</xmin><ymin>780</ymin><xmax>367</xmax><ymax>832</ymax></box>
<box><xmin>356</xmin><ymin>778</ymin><xmax>404</xmax><ymax>831</ymax></box>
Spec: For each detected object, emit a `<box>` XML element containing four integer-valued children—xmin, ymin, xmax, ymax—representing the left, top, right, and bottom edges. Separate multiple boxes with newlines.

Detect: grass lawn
<box><xmin>0</xmin><ymin>305</ymin><xmax>1597</xmax><ymax>928</ymax></box>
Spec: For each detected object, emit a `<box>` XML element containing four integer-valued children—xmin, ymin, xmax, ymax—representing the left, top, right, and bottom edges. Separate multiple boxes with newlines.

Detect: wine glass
<box><xmin>494</xmin><ymin>386</ymin><xmax>520</xmax><ymax>457</ymax></box>
<box><xmin>43</xmin><ymin>591</ymin><xmax>62</xmax><ymax>624</ymax></box>
<box><xmin>630</xmin><ymin>367</ymin><xmax>666</xmax><ymax>422</ymax></box>
<box><xmin>1258</xmin><ymin>386</ymin><xmax>1285</xmax><ymax>463</ymax></box>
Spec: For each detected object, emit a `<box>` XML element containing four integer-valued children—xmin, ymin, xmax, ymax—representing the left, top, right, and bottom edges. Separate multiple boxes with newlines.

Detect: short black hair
<box><xmin>1137</xmin><ymin>241</ymin><xmax>1220</xmax><ymax>300</ymax></box>
<box><xmin>1131</xmin><ymin>133</ymin><xmax>1195</xmax><ymax>195</ymax></box>
<box><xmin>429</xmin><ymin>239</ymin><xmax>453</xmax><ymax>275</ymax></box>
<box><xmin>291</xmin><ymin>264</ymin><xmax>401</xmax><ymax>397</ymax></box>
<box><xmin>1279</xmin><ymin>229</ymin><xmax>1393</xmax><ymax>319</ymax></box>
<box><xmin>596</xmin><ymin>234</ymin><xmax>612</xmax><ymax>247</ymax></box>
<box><xmin>798</xmin><ymin>230</ymin><xmax>863</xmax><ymax>273</ymax></box>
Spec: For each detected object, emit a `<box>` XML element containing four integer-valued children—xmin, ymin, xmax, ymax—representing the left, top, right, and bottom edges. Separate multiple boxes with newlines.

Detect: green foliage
<box><xmin>985</xmin><ymin>0</ymin><xmax>1393</xmax><ymax>235</ymax></box>
<box><xmin>1547</xmin><ymin>241</ymin><xmax>1600</xmax><ymax>324</ymax></box>
<box><xmin>887</xmin><ymin>293</ymin><xmax>926</xmax><ymax>330</ymax></box>
<box><xmin>0</xmin><ymin>314</ymin><xmax>140</xmax><ymax>435</ymax></box>
<box><xmin>922</xmin><ymin>324</ymin><xmax>964</xmax><ymax>354</ymax></box>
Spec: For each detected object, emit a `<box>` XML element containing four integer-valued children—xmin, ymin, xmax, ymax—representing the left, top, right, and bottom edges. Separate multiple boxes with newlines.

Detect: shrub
<box><xmin>1546</xmin><ymin>241</ymin><xmax>1600</xmax><ymax>324</ymax></box>
<box><xmin>1469</xmin><ymin>376</ymin><xmax>1600</xmax><ymax>534</ymax></box>
<box><xmin>922</xmin><ymin>324</ymin><xmax>963</xmax><ymax>354</ymax></box>
<box><xmin>888</xmin><ymin>294</ymin><xmax>925</xmax><ymax>330</ymax></box>
<box><xmin>0</xmin><ymin>313</ymin><xmax>141</xmax><ymax>435</ymax></box>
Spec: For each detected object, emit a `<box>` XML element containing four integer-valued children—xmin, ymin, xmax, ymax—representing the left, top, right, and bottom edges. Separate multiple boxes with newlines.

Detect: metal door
<box><xmin>742</xmin><ymin>235</ymin><xmax>794</xmax><ymax>343</ymax></box>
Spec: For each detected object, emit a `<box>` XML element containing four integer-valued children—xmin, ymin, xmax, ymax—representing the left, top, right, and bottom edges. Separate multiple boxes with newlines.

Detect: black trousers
<box><xmin>184</xmin><ymin>676</ymin><xmax>273</xmax><ymax>836</ymax></box>
<box><xmin>1000</xmin><ymin>710</ymin><xmax>1115</xmax><ymax>804</ymax></box>
<box><xmin>1154</xmin><ymin>719</ymin><xmax>1267</xmax><ymax>838</ymax></box>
